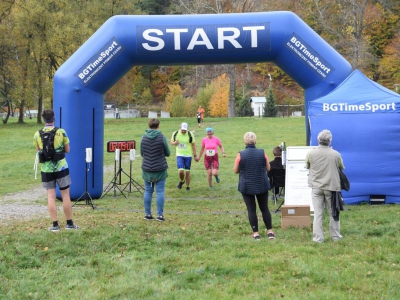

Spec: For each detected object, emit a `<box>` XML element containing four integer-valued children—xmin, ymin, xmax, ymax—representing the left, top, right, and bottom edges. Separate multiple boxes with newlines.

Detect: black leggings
<box><xmin>241</xmin><ymin>192</ymin><xmax>272</xmax><ymax>232</ymax></box>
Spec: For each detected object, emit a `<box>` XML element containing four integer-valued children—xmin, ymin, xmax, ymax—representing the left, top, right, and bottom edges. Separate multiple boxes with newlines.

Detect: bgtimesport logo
<box><xmin>285</xmin><ymin>33</ymin><xmax>334</xmax><ymax>80</ymax></box>
<box><xmin>322</xmin><ymin>102</ymin><xmax>396</xmax><ymax>112</ymax></box>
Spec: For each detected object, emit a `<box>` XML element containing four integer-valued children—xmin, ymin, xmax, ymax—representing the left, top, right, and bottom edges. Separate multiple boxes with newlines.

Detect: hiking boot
<box><xmin>177</xmin><ymin>181</ymin><xmax>184</xmax><ymax>189</ymax></box>
<box><xmin>215</xmin><ymin>176</ymin><xmax>220</xmax><ymax>183</ymax></box>
<box><xmin>65</xmin><ymin>224</ymin><xmax>80</xmax><ymax>230</ymax></box>
<box><xmin>143</xmin><ymin>215</ymin><xmax>154</xmax><ymax>220</ymax></box>
<box><xmin>48</xmin><ymin>225</ymin><xmax>60</xmax><ymax>232</ymax></box>
<box><xmin>156</xmin><ymin>215</ymin><xmax>165</xmax><ymax>221</ymax></box>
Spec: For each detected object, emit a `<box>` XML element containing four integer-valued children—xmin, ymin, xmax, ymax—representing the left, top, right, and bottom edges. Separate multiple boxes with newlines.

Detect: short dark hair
<box><xmin>148</xmin><ymin>118</ymin><xmax>160</xmax><ymax>129</ymax></box>
<box><xmin>42</xmin><ymin>109</ymin><xmax>55</xmax><ymax>123</ymax></box>
<box><xmin>273</xmin><ymin>146</ymin><xmax>282</xmax><ymax>157</ymax></box>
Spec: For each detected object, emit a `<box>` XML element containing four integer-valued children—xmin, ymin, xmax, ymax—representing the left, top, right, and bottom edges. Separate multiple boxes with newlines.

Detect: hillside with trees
<box><xmin>1</xmin><ymin>0</ymin><xmax>399</xmax><ymax>123</ymax></box>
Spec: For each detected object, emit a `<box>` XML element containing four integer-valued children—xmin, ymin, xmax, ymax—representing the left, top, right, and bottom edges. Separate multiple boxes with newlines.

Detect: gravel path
<box><xmin>0</xmin><ymin>187</ymin><xmax>49</xmax><ymax>224</ymax></box>
<box><xmin>0</xmin><ymin>165</ymin><xmax>116</xmax><ymax>225</ymax></box>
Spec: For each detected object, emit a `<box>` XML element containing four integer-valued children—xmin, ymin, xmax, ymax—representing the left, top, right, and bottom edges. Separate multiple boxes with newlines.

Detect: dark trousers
<box><xmin>241</xmin><ymin>191</ymin><xmax>272</xmax><ymax>232</ymax></box>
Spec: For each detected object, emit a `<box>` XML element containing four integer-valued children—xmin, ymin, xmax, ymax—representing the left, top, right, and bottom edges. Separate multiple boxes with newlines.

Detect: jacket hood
<box><xmin>144</xmin><ymin>129</ymin><xmax>161</xmax><ymax>139</ymax></box>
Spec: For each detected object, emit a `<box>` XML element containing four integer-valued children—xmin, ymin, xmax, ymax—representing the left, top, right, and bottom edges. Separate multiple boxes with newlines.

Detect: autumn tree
<box><xmin>169</xmin><ymin>95</ymin><xmax>186</xmax><ymax>117</ymax></box>
<box><xmin>195</xmin><ymin>83</ymin><xmax>215</xmax><ymax>117</ymax></box>
<box><xmin>141</xmin><ymin>87</ymin><xmax>153</xmax><ymax>106</ymax></box>
<box><xmin>165</xmin><ymin>84</ymin><xmax>183</xmax><ymax>111</ymax></box>
<box><xmin>0</xmin><ymin>20</ymin><xmax>14</xmax><ymax>124</ymax></box>
<box><xmin>378</xmin><ymin>30</ymin><xmax>400</xmax><ymax>88</ymax></box>
<box><xmin>209</xmin><ymin>74</ymin><xmax>229</xmax><ymax>117</ymax></box>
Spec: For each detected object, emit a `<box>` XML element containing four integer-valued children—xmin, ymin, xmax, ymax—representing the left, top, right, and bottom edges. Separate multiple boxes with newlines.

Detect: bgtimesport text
<box><xmin>323</xmin><ymin>102</ymin><xmax>396</xmax><ymax>112</ymax></box>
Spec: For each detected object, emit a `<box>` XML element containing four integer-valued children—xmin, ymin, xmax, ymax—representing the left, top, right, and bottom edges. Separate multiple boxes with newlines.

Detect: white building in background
<box><xmin>249</xmin><ymin>97</ymin><xmax>266</xmax><ymax>117</ymax></box>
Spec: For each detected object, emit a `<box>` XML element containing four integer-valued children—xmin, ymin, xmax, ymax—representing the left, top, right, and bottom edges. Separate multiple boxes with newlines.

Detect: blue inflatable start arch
<box><xmin>54</xmin><ymin>11</ymin><xmax>352</xmax><ymax>199</ymax></box>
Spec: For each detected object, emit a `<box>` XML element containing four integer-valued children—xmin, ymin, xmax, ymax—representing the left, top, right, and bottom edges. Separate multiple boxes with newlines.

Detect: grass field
<box><xmin>0</xmin><ymin>116</ymin><xmax>399</xmax><ymax>299</ymax></box>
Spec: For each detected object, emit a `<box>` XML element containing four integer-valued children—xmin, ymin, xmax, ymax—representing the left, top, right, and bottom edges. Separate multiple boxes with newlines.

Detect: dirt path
<box><xmin>0</xmin><ymin>186</ymin><xmax>48</xmax><ymax>223</ymax></box>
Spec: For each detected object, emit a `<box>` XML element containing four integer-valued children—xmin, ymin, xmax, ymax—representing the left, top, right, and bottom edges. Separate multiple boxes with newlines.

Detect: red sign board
<box><xmin>107</xmin><ymin>140</ymin><xmax>135</xmax><ymax>152</ymax></box>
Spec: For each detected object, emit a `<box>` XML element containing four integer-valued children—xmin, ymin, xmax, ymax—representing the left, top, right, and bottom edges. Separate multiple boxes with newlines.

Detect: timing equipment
<box><xmin>102</xmin><ymin>140</ymin><xmax>144</xmax><ymax>198</ymax></box>
<box><xmin>74</xmin><ymin>148</ymin><xmax>96</xmax><ymax>209</ymax></box>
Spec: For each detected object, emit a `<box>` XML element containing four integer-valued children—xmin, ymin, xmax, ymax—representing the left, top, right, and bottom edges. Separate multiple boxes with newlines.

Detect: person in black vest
<box><xmin>268</xmin><ymin>146</ymin><xmax>284</xmax><ymax>195</ymax></box>
<box><xmin>140</xmin><ymin>118</ymin><xmax>171</xmax><ymax>221</ymax></box>
<box><xmin>233</xmin><ymin>132</ymin><xmax>275</xmax><ymax>240</ymax></box>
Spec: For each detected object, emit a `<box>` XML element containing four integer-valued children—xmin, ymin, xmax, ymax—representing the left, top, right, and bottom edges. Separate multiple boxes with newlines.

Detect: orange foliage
<box><xmin>209</xmin><ymin>74</ymin><xmax>229</xmax><ymax>117</ymax></box>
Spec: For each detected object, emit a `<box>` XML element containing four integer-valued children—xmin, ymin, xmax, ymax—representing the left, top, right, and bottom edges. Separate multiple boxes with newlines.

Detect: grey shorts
<box><xmin>41</xmin><ymin>169</ymin><xmax>71</xmax><ymax>190</ymax></box>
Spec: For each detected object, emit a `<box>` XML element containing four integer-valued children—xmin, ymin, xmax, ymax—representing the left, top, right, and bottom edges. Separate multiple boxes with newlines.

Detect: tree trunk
<box><xmin>36</xmin><ymin>59</ymin><xmax>43</xmax><ymax>124</ymax></box>
<box><xmin>18</xmin><ymin>58</ymin><xmax>28</xmax><ymax>124</ymax></box>
<box><xmin>1</xmin><ymin>77</ymin><xmax>11</xmax><ymax>124</ymax></box>
<box><xmin>18</xmin><ymin>99</ymin><xmax>25</xmax><ymax>123</ymax></box>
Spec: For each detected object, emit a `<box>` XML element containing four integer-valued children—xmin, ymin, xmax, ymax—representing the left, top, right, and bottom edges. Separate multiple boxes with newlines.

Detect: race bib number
<box><xmin>178</xmin><ymin>143</ymin><xmax>187</xmax><ymax>149</ymax></box>
<box><xmin>206</xmin><ymin>149</ymin><xmax>215</xmax><ymax>156</ymax></box>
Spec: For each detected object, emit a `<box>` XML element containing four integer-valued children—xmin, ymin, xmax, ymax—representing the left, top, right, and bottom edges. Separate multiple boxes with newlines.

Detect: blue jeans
<box><xmin>143</xmin><ymin>179</ymin><xmax>166</xmax><ymax>216</ymax></box>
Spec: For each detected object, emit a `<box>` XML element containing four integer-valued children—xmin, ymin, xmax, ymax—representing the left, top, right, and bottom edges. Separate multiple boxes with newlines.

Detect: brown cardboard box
<box><xmin>281</xmin><ymin>205</ymin><xmax>311</xmax><ymax>229</ymax></box>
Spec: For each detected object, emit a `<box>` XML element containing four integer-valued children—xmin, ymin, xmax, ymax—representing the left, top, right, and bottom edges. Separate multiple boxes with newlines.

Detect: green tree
<box><xmin>140</xmin><ymin>0</ymin><xmax>170</xmax><ymax>15</ymax></box>
<box><xmin>235</xmin><ymin>82</ymin><xmax>252</xmax><ymax>117</ymax></box>
<box><xmin>236</xmin><ymin>98</ymin><xmax>253</xmax><ymax>117</ymax></box>
<box><xmin>264</xmin><ymin>88</ymin><xmax>278</xmax><ymax>117</ymax></box>
<box><xmin>169</xmin><ymin>95</ymin><xmax>185</xmax><ymax>117</ymax></box>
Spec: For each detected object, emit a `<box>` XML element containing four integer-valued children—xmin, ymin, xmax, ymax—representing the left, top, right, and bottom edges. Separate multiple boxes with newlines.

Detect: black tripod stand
<box><xmin>123</xmin><ymin>159</ymin><xmax>144</xmax><ymax>194</ymax></box>
<box><xmin>274</xmin><ymin>198</ymin><xmax>285</xmax><ymax>213</ymax></box>
<box><xmin>102</xmin><ymin>151</ymin><xmax>128</xmax><ymax>198</ymax></box>
<box><xmin>74</xmin><ymin>162</ymin><xmax>96</xmax><ymax>209</ymax></box>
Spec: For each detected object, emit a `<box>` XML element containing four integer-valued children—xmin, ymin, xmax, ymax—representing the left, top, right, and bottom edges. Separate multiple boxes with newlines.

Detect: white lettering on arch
<box><xmin>142</xmin><ymin>29</ymin><xmax>164</xmax><ymax>51</ymax></box>
<box><xmin>243</xmin><ymin>26</ymin><xmax>265</xmax><ymax>47</ymax></box>
<box><xmin>166</xmin><ymin>28</ymin><xmax>188</xmax><ymax>50</ymax></box>
<box><xmin>187</xmin><ymin>28</ymin><xmax>214</xmax><ymax>50</ymax></box>
<box><xmin>217</xmin><ymin>27</ymin><xmax>241</xmax><ymax>49</ymax></box>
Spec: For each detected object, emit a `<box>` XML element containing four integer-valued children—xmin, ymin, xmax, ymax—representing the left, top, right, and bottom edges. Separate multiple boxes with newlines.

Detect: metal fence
<box><xmin>276</xmin><ymin>104</ymin><xmax>304</xmax><ymax>117</ymax></box>
<box><xmin>104</xmin><ymin>109</ymin><xmax>171</xmax><ymax>119</ymax></box>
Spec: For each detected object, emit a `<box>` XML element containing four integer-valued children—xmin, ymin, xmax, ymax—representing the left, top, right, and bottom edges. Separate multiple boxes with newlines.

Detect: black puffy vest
<box><xmin>141</xmin><ymin>134</ymin><xmax>168</xmax><ymax>172</ymax></box>
<box><xmin>238</xmin><ymin>146</ymin><xmax>270</xmax><ymax>194</ymax></box>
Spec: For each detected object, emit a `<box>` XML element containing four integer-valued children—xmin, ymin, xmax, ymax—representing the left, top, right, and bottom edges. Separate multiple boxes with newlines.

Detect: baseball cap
<box><xmin>180</xmin><ymin>123</ymin><xmax>188</xmax><ymax>130</ymax></box>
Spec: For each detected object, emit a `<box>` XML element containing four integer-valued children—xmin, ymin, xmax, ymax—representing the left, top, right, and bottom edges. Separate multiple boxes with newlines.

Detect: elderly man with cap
<box><xmin>196</xmin><ymin>127</ymin><xmax>226</xmax><ymax>187</ymax></box>
<box><xmin>170</xmin><ymin>122</ymin><xmax>197</xmax><ymax>191</ymax></box>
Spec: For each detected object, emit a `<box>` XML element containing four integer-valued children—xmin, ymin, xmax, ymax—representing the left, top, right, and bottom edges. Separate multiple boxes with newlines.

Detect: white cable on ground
<box><xmin>34</xmin><ymin>153</ymin><xmax>39</xmax><ymax>179</ymax></box>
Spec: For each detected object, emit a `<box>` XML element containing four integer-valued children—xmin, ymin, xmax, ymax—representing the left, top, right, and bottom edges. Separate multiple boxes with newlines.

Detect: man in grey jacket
<box><xmin>306</xmin><ymin>129</ymin><xmax>345</xmax><ymax>243</ymax></box>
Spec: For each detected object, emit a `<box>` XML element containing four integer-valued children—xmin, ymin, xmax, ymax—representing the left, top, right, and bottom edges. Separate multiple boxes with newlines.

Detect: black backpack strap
<box><xmin>173</xmin><ymin>130</ymin><xmax>192</xmax><ymax>143</ymax></box>
<box><xmin>50</xmin><ymin>127</ymin><xmax>59</xmax><ymax>136</ymax></box>
<box><xmin>188</xmin><ymin>131</ymin><xmax>193</xmax><ymax>143</ymax></box>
